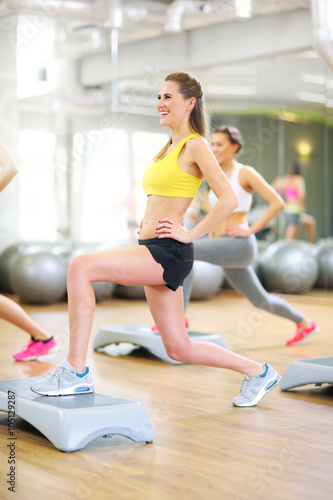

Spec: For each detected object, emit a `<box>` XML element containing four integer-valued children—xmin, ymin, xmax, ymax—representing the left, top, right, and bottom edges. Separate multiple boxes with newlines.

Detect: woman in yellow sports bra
<box><xmin>31</xmin><ymin>72</ymin><xmax>281</xmax><ymax>408</ymax></box>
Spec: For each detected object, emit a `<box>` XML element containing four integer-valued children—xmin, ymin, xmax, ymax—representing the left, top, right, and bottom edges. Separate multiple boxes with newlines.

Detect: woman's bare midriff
<box><xmin>139</xmin><ymin>195</ymin><xmax>193</xmax><ymax>240</ymax></box>
<box><xmin>210</xmin><ymin>211</ymin><xmax>248</xmax><ymax>238</ymax></box>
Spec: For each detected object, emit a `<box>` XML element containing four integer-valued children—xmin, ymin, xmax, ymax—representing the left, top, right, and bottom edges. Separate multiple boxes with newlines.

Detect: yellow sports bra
<box><xmin>142</xmin><ymin>133</ymin><xmax>203</xmax><ymax>198</ymax></box>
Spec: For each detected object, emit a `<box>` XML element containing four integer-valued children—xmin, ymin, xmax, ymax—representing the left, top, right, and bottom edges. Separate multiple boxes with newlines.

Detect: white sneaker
<box><xmin>30</xmin><ymin>359</ymin><xmax>94</xmax><ymax>396</ymax></box>
<box><xmin>233</xmin><ymin>363</ymin><xmax>281</xmax><ymax>407</ymax></box>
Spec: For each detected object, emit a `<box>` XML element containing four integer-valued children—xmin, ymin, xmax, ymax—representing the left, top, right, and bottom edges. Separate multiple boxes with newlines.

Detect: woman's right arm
<box><xmin>0</xmin><ymin>140</ymin><xmax>17</xmax><ymax>192</ymax></box>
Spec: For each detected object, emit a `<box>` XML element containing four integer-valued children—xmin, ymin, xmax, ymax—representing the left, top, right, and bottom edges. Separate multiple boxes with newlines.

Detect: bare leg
<box><xmin>301</xmin><ymin>213</ymin><xmax>316</xmax><ymax>244</ymax></box>
<box><xmin>0</xmin><ymin>294</ymin><xmax>50</xmax><ymax>340</ymax></box>
<box><xmin>66</xmin><ymin>246</ymin><xmax>167</xmax><ymax>372</ymax></box>
<box><xmin>285</xmin><ymin>223</ymin><xmax>299</xmax><ymax>240</ymax></box>
<box><xmin>144</xmin><ymin>284</ymin><xmax>263</xmax><ymax>378</ymax></box>
<box><xmin>66</xmin><ymin>245</ymin><xmax>263</xmax><ymax>378</ymax></box>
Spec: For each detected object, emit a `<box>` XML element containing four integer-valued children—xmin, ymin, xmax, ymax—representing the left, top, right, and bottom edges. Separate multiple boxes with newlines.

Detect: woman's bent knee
<box><xmin>67</xmin><ymin>255</ymin><xmax>87</xmax><ymax>281</ymax></box>
<box><xmin>164</xmin><ymin>343</ymin><xmax>192</xmax><ymax>363</ymax></box>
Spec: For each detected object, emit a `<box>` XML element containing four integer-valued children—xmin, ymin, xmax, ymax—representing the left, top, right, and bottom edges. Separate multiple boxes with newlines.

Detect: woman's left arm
<box><xmin>157</xmin><ymin>137</ymin><xmax>238</xmax><ymax>242</ymax></box>
<box><xmin>227</xmin><ymin>166</ymin><xmax>284</xmax><ymax>238</ymax></box>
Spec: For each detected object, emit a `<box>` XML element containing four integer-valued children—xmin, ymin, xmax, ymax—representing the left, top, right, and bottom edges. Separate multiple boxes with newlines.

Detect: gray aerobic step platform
<box><xmin>280</xmin><ymin>357</ymin><xmax>333</xmax><ymax>391</ymax></box>
<box><xmin>0</xmin><ymin>378</ymin><xmax>155</xmax><ymax>452</ymax></box>
<box><xmin>93</xmin><ymin>324</ymin><xmax>228</xmax><ymax>364</ymax></box>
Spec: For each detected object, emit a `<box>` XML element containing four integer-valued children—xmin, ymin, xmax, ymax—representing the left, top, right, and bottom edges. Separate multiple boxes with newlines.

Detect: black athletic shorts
<box><xmin>285</xmin><ymin>212</ymin><xmax>301</xmax><ymax>226</ymax></box>
<box><xmin>138</xmin><ymin>237</ymin><xmax>194</xmax><ymax>291</ymax></box>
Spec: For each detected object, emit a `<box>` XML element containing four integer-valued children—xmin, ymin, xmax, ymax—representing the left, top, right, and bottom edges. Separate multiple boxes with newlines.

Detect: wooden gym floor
<box><xmin>0</xmin><ymin>290</ymin><xmax>332</xmax><ymax>500</ymax></box>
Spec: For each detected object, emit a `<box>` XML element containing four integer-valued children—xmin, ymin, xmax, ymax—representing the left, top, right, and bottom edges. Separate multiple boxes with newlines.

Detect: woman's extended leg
<box><xmin>223</xmin><ymin>267</ymin><xmax>304</xmax><ymax>323</ymax></box>
<box><xmin>301</xmin><ymin>213</ymin><xmax>316</xmax><ymax>244</ymax></box>
<box><xmin>182</xmin><ymin>236</ymin><xmax>318</xmax><ymax>345</ymax></box>
<box><xmin>0</xmin><ymin>294</ymin><xmax>50</xmax><ymax>340</ymax></box>
<box><xmin>145</xmin><ymin>284</ymin><xmax>281</xmax><ymax>407</ymax></box>
<box><xmin>285</xmin><ymin>223</ymin><xmax>299</xmax><ymax>240</ymax></box>
<box><xmin>0</xmin><ymin>294</ymin><xmax>57</xmax><ymax>361</ymax></box>
<box><xmin>145</xmin><ymin>284</ymin><xmax>263</xmax><ymax>376</ymax></box>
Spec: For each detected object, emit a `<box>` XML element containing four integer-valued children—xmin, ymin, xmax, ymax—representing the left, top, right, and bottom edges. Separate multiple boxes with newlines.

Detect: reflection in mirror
<box><xmin>202</xmin><ymin>52</ymin><xmax>330</xmax><ymax>246</ymax></box>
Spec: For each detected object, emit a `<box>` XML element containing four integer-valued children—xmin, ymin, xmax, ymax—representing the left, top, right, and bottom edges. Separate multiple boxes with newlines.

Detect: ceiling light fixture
<box><xmin>235</xmin><ymin>0</ymin><xmax>252</xmax><ymax>19</ymax></box>
<box><xmin>164</xmin><ymin>1</ymin><xmax>186</xmax><ymax>33</ymax></box>
<box><xmin>164</xmin><ymin>1</ymin><xmax>197</xmax><ymax>34</ymax></box>
<box><xmin>297</xmin><ymin>91</ymin><xmax>326</xmax><ymax>103</ymax></box>
<box><xmin>105</xmin><ymin>0</ymin><xmax>123</xmax><ymax>29</ymax></box>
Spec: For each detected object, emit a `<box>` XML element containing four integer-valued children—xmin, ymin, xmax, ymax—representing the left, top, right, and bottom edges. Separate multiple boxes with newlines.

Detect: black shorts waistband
<box><xmin>138</xmin><ymin>237</ymin><xmax>192</xmax><ymax>249</ymax></box>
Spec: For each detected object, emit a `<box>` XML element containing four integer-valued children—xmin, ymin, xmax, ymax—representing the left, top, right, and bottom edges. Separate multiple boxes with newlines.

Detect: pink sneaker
<box><xmin>286</xmin><ymin>320</ymin><xmax>319</xmax><ymax>346</ymax></box>
<box><xmin>13</xmin><ymin>337</ymin><xmax>58</xmax><ymax>361</ymax></box>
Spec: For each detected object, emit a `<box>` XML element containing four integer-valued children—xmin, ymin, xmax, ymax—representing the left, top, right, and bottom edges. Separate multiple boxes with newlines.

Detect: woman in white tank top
<box><xmin>183</xmin><ymin>125</ymin><xmax>318</xmax><ymax>347</ymax></box>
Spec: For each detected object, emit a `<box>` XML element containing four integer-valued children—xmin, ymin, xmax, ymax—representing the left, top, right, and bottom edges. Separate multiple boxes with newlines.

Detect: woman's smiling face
<box><xmin>157</xmin><ymin>80</ymin><xmax>192</xmax><ymax>127</ymax></box>
<box><xmin>211</xmin><ymin>132</ymin><xmax>239</xmax><ymax>166</ymax></box>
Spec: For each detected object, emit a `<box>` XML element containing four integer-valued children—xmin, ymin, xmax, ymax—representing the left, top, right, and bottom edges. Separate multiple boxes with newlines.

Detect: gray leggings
<box><xmin>183</xmin><ymin>235</ymin><xmax>303</xmax><ymax>324</ymax></box>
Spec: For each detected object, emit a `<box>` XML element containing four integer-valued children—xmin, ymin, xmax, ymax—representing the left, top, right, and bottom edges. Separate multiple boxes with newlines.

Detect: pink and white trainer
<box><xmin>13</xmin><ymin>337</ymin><xmax>58</xmax><ymax>361</ymax></box>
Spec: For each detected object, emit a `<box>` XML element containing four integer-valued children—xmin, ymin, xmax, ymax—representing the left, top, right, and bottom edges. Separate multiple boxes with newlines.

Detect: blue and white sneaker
<box><xmin>233</xmin><ymin>363</ymin><xmax>281</xmax><ymax>407</ymax></box>
<box><xmin>30</xmin><ymin>359</ymin><xmax>94</xmax><ymax>396</ymax></box>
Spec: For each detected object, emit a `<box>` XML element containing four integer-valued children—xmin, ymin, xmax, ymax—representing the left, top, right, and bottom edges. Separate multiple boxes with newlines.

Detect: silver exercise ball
<box><xmin>191</xmin><ymin>261</ymin><xmax>224</xmax><ymax>300</ymax></box>
<box><xmin>259</xmin><ymin>240</ymin><xmax>318</xmax><ymax>294</ymax></box>
<box><xmin>0</xmin><ymin>243</ymin><xmax>27</xmax><ymax>293</ymax></box>
<box><xmin>65</xmin><ymin>247</ymin><xmax>96</xmax><ymax>269</ymax></box>
<box><xmin>315</xmin><ymin>238</ymin><xmax>333</xmax><ymax>288</ymax></box>
<box><xmin>92</xmin><ymin>281</ymin><xmax>117</xmax><ymax>302</ymax></box>
<box><xmin>0</xmin><ymin>243</ymin><xmax>50</xmax><ymax>293</ymax></box>
<box><xmin>10</xmin><ymin>251</ymin><xmax>67</xmax><ymax>304</ymax></box>
<box><xmin>51</xmin><ymin>245</ymin><xmax>74</xmax><ymax>263</ymax></box>
<box><xmin>117</xmin><ymin>285</ymin><xmax>146</xmax><ymax>299</ymax></box>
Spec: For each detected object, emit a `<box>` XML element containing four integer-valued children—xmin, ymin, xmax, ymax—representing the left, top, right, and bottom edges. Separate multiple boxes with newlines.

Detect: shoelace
<box><xmin>297</xmin><ymin>325</ymin><xmax>306</xmax><ymax>334</ymax></box>
<box><xmin>239</xmin><ymin>376</ymin><xmax>254</xmax><ymax>397</ymax></box>
<box><xmin>45</xmin><ymin>365</ymin><xmax>71</xmax><ymax>388</ymax></box>
<box><xmin>20</xmin><ymin>339</ymin><xmax>35</xmax><ymax>352</ymax></box>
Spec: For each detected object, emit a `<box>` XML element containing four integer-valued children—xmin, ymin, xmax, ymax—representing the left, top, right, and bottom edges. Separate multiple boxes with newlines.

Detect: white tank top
<box><xmin>208</xmin><ymin>162</ymin><xmax>253</xmax><ymax>212</ymax></box>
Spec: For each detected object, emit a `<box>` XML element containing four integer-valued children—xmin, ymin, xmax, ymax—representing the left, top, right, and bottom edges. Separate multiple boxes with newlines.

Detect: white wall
<box><xmin>0</xmin><ymin>25</ymin><xmax>19</xmax><ymax>252</ymax></box>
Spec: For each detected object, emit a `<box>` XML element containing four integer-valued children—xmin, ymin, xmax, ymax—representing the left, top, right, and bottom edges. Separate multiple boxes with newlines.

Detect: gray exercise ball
<box><xmin>117</xmin><ymin>284</ymin><xmax>146</xmax><ymax>299</ymax></box>
<box><xmin>0</xmin><ymin>243</ymin><xmax>50</xmax><ymax>293</ymax></box>
<box><xmin>191</xmin><ymin>261</ymin><xmax>224</xmax><ymax>300</ymax></box>
<box><xmin>0</xmin><ymin>244</ymin><xmax>27</xmax><ymax>293</ymax></box>
<box><xmin>65</xmin><ymin>247</ymin><xmax>96</xmax><ymax>266</ymax></box>
<box><xmin>92</xmin><ymin>281</ymin><xmax>117</xmax><ymax>302</ymax></box>
<box><xmin>315</xmin><ymin>238</ymin><xmax>333</xmax><ymax>288</ymax></box>
<box><xmin>10</xmin><ymin>251</ymin><xmax>67</xmax><ymax>304</ymax></box>
<box><xmin>259</xmin><ymin>239</ymin><xmax>318</xmax><ymax>294</ymax></box>
<box><xmin>51</xmin><ymin>245</ymin><xmax>75</xmax><ymax>262</ymax></box>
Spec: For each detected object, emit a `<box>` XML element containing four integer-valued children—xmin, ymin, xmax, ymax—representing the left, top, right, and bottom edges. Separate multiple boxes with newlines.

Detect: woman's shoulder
<box><xmin>187</xmin><ymin>134</ymin><xmax>207</xmax><ymax>147</ymax></box>
<box><xmin>237</xmin><ymin>164</ymin><xmax>270</xmax><ymax>189</ymax></box>
<box><xmin>237</xmin><ymin>163</ymin><xmax>257</xmax><ymax>177</ymax></box>
<box><xmin>185</xmin><ymin>135</ymin><xmax>210</xmax><ymax>156</ymax></box>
